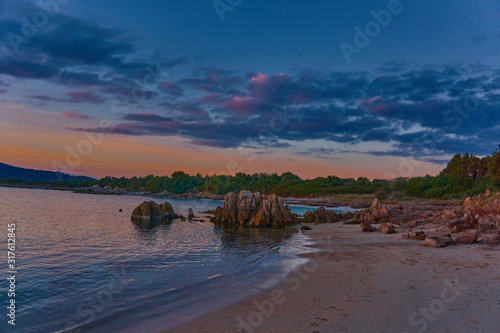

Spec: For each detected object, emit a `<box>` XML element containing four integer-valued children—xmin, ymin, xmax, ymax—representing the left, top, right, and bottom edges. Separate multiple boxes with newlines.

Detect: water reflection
<box><xmin>131</xmin><ymin>220</ymin><xmax>173</xmax><ymax>241</ymax></box>
<box><xmin>215</xmin><ymin>226</ymin><xmax>298</xmax><ymax>258</ymax></box>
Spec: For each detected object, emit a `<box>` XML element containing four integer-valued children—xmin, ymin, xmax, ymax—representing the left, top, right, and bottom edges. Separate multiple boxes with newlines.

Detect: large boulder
<box><xmin>213</xmin><ymin>190</ymin><xmax>296</xmax><ymax>228</ymax></box>
<box><xmin>131</xmin><ymin>201</ymin><xmax>166</xmax><ymax>222</ymax></box>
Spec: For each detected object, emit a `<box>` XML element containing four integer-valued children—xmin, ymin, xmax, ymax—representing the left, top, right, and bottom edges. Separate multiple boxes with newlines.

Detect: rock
<box><xmin>304</xmin><ymin>206</ymin><xmax>341</xmax><ymax>224</ymax></box>
<box><xmin>188</xmin><ymin>208</ymin><xmax>194</xmax><ymax>219</ymax></box>
<box><xmin>353</xmin><ymin>199</ymin><xmax>391</xmax><ymax>224</ymax></box>
<box><xmin>161</xmin><ymin>202</ymin><xmax>175</xmax><ymax>219</ymax></box>
<box><xmin>214</xmin><ymin>190</ymin><xmax>295</xmax><ymax>228</ymax></box>
<box><xmin>119</xmin><ymin>209</ymin><xmax>123</xmax><ymax>212</ymax></box>
<box><xmin>131</xmin><ymin>201</ymin><xmax>166</xmax><ymax>222</ymax></box>
<box><xmin>402</xmin><ymin>231</ymin><xmax>426</xmax><ymax>240</ymax></box>
<box><xmin>300</xmin><ymin>226</ymin><xmax>312</xmax><ymax>231</ymax></box>
<box><xmin>342</xmin><ymin>211</ymin><xmax>354</xmax><ymax>220</ymax></box>
<box><xmin>378</xmin><ymin>221</ymin><xmax>396</xmax><ymax>234</ymax></box>
<box><xmin>487</xmin><ymin>234</ymin><xmax>500</xmax><ymax>246</ymax></box>
<box><xmin>451</xmin><ymin>224</ymin><xmax>465</xmax><ymax>233</ymax></box>
<box><xmin>423</xmin><ymin>237</ymin><xmax>448</xmax><ymax>248</ymax></box>
<box><xmin>360</xmin><ymin>221</ymin><xmax>377</xmax><ymax>232</ymax></box>
<box><xmin>455</xmin><ymin>234</ymin><xmax>477</xmax><ymax>244</ymax></box>
<box><xmin>350</xmin><ymin>201</ymin><xmax>371</xmax><ymax>209</ymax></box>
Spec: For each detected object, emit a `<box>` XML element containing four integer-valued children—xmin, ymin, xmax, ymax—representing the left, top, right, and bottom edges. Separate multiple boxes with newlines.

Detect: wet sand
<box><xmin>170</xmin><ymin>224</ymin><xmax>500</xmax><ymax>333</ymax></box>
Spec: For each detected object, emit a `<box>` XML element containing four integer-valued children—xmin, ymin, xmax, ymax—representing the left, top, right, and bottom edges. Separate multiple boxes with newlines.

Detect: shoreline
<box><xmin>170</xmin><ymin>223</ymin><xmax>500</xmax><ymax>333</ymax></box>
<box><xmin>0</xmin><ymin>184</ymin><xmax>373</xmax><ymax>208</ymax></box>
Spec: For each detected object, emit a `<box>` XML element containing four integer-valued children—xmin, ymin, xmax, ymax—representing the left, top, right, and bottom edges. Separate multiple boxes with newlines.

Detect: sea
<box><xmin>0</xmin><ymin>187</ymin><xmax>357</xmax><ymax>332</ymax></box>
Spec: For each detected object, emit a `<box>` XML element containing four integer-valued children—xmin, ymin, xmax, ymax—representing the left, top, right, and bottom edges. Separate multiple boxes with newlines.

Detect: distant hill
<box><xmin>0</xmin><ymin>162</ymin><xmax>95</xmax><ymax>182</ymax></box>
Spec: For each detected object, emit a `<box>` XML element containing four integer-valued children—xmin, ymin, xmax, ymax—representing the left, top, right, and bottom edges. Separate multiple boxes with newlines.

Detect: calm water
<box><xmin>0</xmin><ymin>187</ymin><xmax>350</xmax><ymax>332</ymax></box>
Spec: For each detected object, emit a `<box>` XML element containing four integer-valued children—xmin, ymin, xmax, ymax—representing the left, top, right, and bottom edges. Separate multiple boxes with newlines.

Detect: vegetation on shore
<box><xmin>2</xmin><ymin>145</ymin><xmax>500</xmax><ymax>200</ymax></box>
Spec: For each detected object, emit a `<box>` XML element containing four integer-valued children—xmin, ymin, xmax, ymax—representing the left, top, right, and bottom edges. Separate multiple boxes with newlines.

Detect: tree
<box><xmin>487</xmin><ymin>145</ymin><xmax>500</xmax><ymax>182</ymax></box>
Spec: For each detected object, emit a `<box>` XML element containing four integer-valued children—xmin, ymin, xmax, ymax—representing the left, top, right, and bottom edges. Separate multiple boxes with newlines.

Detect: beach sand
<box><xmin>170</xmin><ymin>224</ymin><xmax>500</xmax><ymax>333</ymax></box>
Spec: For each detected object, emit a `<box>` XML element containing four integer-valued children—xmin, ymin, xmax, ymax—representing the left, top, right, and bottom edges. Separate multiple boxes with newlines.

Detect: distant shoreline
<box><xmin>0</xmin><ymin>183</ymin><xmax>373</xmax><ymax>209</ymax></box>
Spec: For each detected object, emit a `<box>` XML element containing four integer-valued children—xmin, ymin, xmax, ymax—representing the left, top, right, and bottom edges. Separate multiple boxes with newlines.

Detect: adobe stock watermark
<box><xmin>203</xmin><ymin>106</ymin><xmax>293</xmax><ymax>193</ymax></box>
<box><xmin>64</xmin><ymin>264</ymin><xmax>128</xmax><ymax>333</ymax></box>
<box><xmin>51</xmin><ymin>61</ymin><xmax>164</xmax><ymax>179</ymax></box>
<box><xmin>6</xmin><ymin>0</ymin><xmax>72</xmax><ymax>53</ymax></box>
<box><xmin>231</xmin><ymin>235</ymin><xmax>336</xmax><ymax>333</ymax></box>
<box><xmin>384</xmin><ymin>95</ymin><xmax>479</xmax><ymax>179</ymax></box>
<box><xmin>213</xmin><ymin>0</ymin><xmax>243</xmax><ymax>22</ymax></box>
<box><xmin>340</xmin><ymin>0</ymin><xmax>410</xmax><ymax>64</ymax></box>
<box><xmin>407</xmin><ymin>277</ymin><xmax>468</xmax><ymax>333</ymax></box>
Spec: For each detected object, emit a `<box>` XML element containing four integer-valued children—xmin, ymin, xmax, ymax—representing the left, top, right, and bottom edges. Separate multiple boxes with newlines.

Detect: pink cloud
<box><xmin>224</xmin><ymin>96</ymin><xmax>256</xmax><ymax>112</ymax></box>
<box><xmin>61</xmin><ymin>111</ymin><xmax>90</xmax><ymax>120</ymax></box>
<box><xmin>250</xmin><ymin>73</ymin><xmax>268</xmax><ymax>85</ymax></box>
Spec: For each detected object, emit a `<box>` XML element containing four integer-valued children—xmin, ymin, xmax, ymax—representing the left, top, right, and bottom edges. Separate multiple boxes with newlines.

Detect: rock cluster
<box><xmin>213</xmin><ymin>190</ymin><xmax>296</xmax><ymax>228</ymax></box>
<box><xmin>303</xmin><ymin>206</ymin><xmax>342</xmax><ymax>224</ymax></box>
<box><xmin>75</xmin><ymin>185</ymin><xmax>130</xmax><ymax>195</ymax></box>
<box><xmin>349</xmin><ymin>198</ymin><xmax>390</xmax><ymax>224</ymax></box>
<box><xmin>131</xmin><ymin>200</ymin><xmax>176</xmax><ymax>222</ymax></box>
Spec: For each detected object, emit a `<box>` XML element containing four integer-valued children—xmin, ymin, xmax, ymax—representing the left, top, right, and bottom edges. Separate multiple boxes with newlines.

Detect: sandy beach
<box><xmin>171</xmin><ymin>224</ymin><xmax>500</xmax><ymax>333</ymax></box>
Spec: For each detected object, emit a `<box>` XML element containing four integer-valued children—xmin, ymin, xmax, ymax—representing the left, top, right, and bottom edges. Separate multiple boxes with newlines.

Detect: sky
<box><xmin>1</xmin><ymin>0</ymin><xmax>500</xmax><ymax>179</ymax></box>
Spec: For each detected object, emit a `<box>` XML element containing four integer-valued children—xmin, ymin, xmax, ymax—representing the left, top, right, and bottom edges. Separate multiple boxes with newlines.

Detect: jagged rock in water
<box><xmin>213</xmin><ymin>190</ymin><xmax>296</xmax><ymax>228</ymax></box>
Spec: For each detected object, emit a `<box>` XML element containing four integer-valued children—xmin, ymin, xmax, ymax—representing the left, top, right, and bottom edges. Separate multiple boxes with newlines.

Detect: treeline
<box><xmin>2</xmin><ymin>145</ymin><xmax>500</xmax><ymax>200</ymax></box>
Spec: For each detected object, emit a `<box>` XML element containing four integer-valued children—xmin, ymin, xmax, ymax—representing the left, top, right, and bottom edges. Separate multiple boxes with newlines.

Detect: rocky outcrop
<box><xmin>213</xmin><ymin>190</ymin><xmax>297</xmax><ymax>228</ymax></box>
<box><xmin>303</xmin><ymin>206</ymin><xmax>341</xmax><ymax>224</ymax></box>
<box><xmin>463</xmin><ymin>191</ymin><xmax>500</xmax><ymax>231</ymax></box>
<box><xmin>349</xmin><ymin>198</ymin><xmax>390</xmax><ymax>224</ymax></box>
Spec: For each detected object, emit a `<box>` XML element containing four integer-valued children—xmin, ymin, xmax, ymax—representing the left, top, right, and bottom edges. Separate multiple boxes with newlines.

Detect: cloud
<box><xmin>66</xmin><ymin>91</ymin><xmax>105</xmax><ymax>104</ymax></box>
<box><xmin>61</xmin><ymin>111</ymin><xmax>90</xmax><ymax>120</ymax></box>
<box><xmin>70</xmin><ymin>63</ymin><xmax>500</xmax><ymax>161</ymax></box>
<box><xmin>159</xmin><ymin>81</ymin><xmax>184</xmax><ymax>97</ymax></box>
<box><xmin>0</xmin><ymin>0</ymin><xmax>183</xmax><ymax>101</ymax></box>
